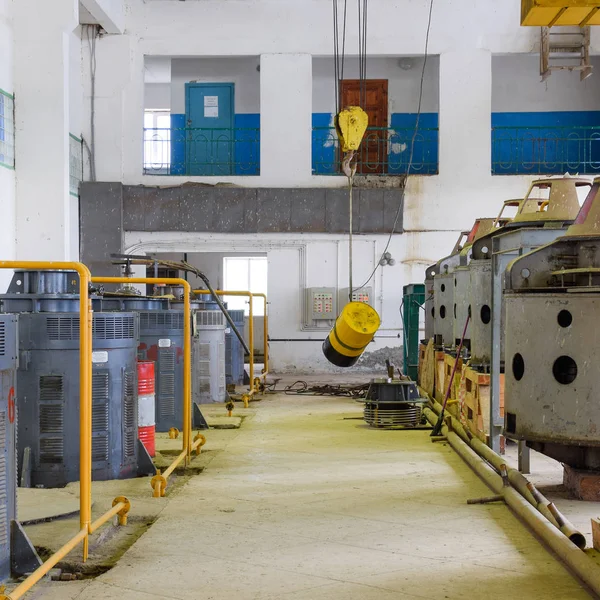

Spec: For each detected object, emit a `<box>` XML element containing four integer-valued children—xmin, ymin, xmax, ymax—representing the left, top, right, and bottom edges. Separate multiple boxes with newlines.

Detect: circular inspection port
<box><xmin>441</xmin><ymin>284</ymin><xmax>446</xmax><ymax>293</ymax></box>
<box><xmin>480</xmin><ymin>305</ymin><xmax>491</xmax><ymax>325</ymax></box>
<box><xmin>557</xmin><ymin>310</ymin><xmax>573</xmax><ymax>328</ymax></box>
<box><xmin>553</xmin><ymin>356</ymin><xmax>577</xmax><ymax>385</ymax></box>
<box><xmin>512</xmin><ymin>353</ymin><xmax>525</xmax><ymax>381</ymax></box>
<box><xmin>440</xmin><ymin>305</ymin><xmax>446</xmax><ymax>319</ymax></box>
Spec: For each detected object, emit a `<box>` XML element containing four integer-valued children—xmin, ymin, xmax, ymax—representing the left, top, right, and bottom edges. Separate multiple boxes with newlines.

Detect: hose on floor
<box><xmin>281</xmin><ymin>380</ymin><xmax>370</xmax><ymax>398</ymax></box>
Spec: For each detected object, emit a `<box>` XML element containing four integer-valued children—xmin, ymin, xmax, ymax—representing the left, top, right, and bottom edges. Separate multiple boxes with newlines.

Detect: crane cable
<box><xmin>333</xmin><ymin>0</ymin><xmax>368</xmax><ymax>301</ymax></box>
<box><xmin>353</xmin><ymin>0</ymin><xmax>435</xmax><ymax>294</ymax></box>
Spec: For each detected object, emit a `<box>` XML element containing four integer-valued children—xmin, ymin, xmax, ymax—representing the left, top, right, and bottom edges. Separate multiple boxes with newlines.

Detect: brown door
<box><xmin>340</xmin><ymin>79</ymin><xmax>388</xmax><ymax>174</ymax></box>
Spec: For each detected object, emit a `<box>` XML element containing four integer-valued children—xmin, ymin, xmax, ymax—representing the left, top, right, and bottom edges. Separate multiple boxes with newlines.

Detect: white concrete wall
<box><xmin>89</xmin><ymin>0</ymin><xmax>553</xmax><ymax>226</ymax></box>
<box><xmin>0</xmin><ymin>0</ymin><xmax>15</xmax><ymax>289</ymax></box>
<box><xmin>312</xmin><ymin>56</ymin><xmax>440</xmax><ymax>114</ymax></box>
<box><xmin>145</xmin><ymin>82</ymin><xmax>170</xmax><ymax>110</ymax></box>
<box><xmin>170</xmin><ymin>57</ymin><xmax>260</xmax><ymax>114</ymax></box>
<box><xmin>492</xmin><ymin>54</ymin><xmax>600</xmax><ymax>112</ymax></box>
<box><xmin>87</xmin><ymin>0</ymin><xmax>600</xmax><ymax>372</ymax></box>
<box><xmin>124</xmin><ymin>230</ymin><xmax>456</xmax><ymax>373</ymax></box>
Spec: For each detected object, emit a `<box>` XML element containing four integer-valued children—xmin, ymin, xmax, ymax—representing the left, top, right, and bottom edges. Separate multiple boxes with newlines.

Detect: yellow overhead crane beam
<box><xmin>522</xmin><ymin>0</ymin><xmax>600</xmax><ymax>27</ymax></box>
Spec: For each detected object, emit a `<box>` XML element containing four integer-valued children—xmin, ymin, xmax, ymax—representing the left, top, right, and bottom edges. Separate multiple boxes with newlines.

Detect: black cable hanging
<box><xmin>332</xmin><ymin>0</ymin><xmax>348</xmax><ymax>116</ymax></box>
<box><xmin>353</xmin><ymin>0</ymin><xmax>435</xmax><ymax>293</ymax></box>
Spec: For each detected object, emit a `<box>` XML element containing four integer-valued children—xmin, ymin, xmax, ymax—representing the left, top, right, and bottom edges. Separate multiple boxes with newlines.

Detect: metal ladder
<box><xmin>540</xmin><ymin>26</ymin><xmax>592</xmax><ymax>81</ymax></box>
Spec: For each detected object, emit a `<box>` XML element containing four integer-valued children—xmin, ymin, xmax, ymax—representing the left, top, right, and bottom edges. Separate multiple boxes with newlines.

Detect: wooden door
<box><xmin>340</xmin><ymin>79</ymin><xmax>388</xmax><ymax>174</ymax></box>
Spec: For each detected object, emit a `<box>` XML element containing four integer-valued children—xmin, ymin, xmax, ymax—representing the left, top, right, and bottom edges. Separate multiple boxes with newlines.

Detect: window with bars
<box><xmin>0</xmin><ymin>91</ymin><xmax>14</xmax><ymax>169</ymax></box>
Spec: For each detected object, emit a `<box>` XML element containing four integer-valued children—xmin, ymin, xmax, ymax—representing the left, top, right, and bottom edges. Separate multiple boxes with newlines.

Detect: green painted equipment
<box><xmin>402</xmin><ymin>284</ymin><xmax>425</xmax><ymax>380</ymax></box>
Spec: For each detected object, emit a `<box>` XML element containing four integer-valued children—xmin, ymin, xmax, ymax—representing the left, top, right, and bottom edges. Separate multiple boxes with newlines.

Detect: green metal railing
<box><xmin>0</xmin><ymin>90</ymin><xmax>15</xmax><ymax>170</ymax></box>
<box><xmin>312</xmin><ymin>126</ymin><xmax>439</xmax><ymax>175</ymax></box>
<box><xmin>69</xmin><ymin>134</ymin><xmax>83</xmax><ymax>197</ymax></box>
<box><xmin>143</xmin><ymin>127</ymin><xmax>260</xmax><ymax>176</ymax></box>
<box><xmin>492</xmin><ymin>125</ymin><xmax>600</xmax><ymax>175</ymax></box>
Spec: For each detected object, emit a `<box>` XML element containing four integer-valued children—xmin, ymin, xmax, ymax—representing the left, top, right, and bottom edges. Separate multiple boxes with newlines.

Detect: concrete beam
<box><xmin>80</xmin><ymin>0</ymin><xmax>124</xmax><ymax>34</ymax></box>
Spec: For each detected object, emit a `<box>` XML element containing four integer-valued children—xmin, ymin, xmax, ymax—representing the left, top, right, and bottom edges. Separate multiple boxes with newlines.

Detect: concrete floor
<box><xmin>32</xmin><ymin>385</ymin><xmax>594</xmax><ymax>600</ymax></box>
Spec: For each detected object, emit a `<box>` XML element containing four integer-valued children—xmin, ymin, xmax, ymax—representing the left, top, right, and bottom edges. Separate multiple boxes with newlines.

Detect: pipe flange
<box><xmin>112</xmin><ymin>496</ymin><xmax>131</xmax><ymax>525</ymax></box>
<box><xmin>151</xmin><ymin>473</ymin><xmax>167</xmax><ymax>498</ymax></box>
<box><xmin>168</xmin><ymin>427</ymin><xmax>180</xmax><ymax>439</ymax></box>
<box><xmin>193</xmin><ymin>433</ymin><xmax>207</xmax><ymax>455</ymax></box>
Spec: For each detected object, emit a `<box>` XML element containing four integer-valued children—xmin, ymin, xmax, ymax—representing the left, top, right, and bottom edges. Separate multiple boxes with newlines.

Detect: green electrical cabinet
<box><xmin>402</xmin><ymin>284</ymin><xmax>425</xmax><ymax>381</ymax></box>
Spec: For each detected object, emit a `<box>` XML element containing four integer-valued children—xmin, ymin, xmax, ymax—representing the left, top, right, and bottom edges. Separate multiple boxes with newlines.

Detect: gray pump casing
<box><xmin>0</xmin><ymin>271</ymin><xmax>139</xmax><ymax>488</ymax></box>
<box><xmin>193</xmin><ymin>307</ymin><xmax>226</xmax><ymax>404</ymax></box>
<box><xmin>226</xmin><ymin>309</ymin><xmax>245</xmax><ymax>386</ymax></box>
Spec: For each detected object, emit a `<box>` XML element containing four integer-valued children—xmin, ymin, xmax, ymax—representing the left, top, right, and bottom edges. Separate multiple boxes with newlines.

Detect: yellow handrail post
<box><xmin>193</xmin><ymin>289</ymin><xmax>271</xmax><ymax>398</ymax></box>
<box><xmin>248</xmin><ymin>292</ymin><xmax>254</xmax><ymax>387</ymax></box>
<box><xmin>0</xmin><ymin>261</ymin><xmax>93</xmax><ymax>561</ymax></box>
<box><xmin>252</xmin><ymin>293</ymin><xmax>268</xmax><ymax>375</ymax></box>
<box><xmin>91</xmin><ymin>277</ymin><xmax>193</xmax><ymax>459</ymax></box>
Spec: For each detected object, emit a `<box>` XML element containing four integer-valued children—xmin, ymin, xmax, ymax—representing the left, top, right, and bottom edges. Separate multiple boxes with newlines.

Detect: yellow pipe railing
<box><xmin>151</xmin><ymin>434</ymin><xmax>206</xmax><ymax>497</ymax></box>
<box><xmin>0</xmin><ymin>263</ymin><xmax>132</xmax><ymax>600</ymax></box>
<box><xmin>252</xmin><ymin>292</ymin><xmax>269</xmax><ymax>375</ymax></box>
<box><xmin>0</xmin><ymin>262</ymin><xmax>94</xmax><ymax>558</ymax></box>
<box><xmin>92</xmin><ymin>277</ymin><xmax>204</xmax><ymax>498</ymax></box>
<box><xmin>193</xmin><ymin>289</ymin><xmax>270</xmax><ymax>403</ymax></box>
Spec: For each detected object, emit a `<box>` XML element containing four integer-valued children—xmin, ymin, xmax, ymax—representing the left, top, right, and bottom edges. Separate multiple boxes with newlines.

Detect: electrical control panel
<box><xmin>339</xmin><ymin>287</ymin><xmax>373</xmax><ymax>309</ymax></box>
<box><xmin>306</xmin><ymin>287</ymin><xmax>337</xmax><ymax>321</ymax></box>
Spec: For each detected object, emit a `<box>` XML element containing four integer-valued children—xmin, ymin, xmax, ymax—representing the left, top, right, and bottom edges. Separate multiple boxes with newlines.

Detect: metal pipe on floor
<box><xmin>427</xmin><ymin>399</ymin><xmax>585</xmax><ymax>549</ymax></box>
<box><xmin>422</xmin><ymin>408</ymin><xmax>600</xmax><ymax>595</ymax></box>
<box><xmin>150</xmin><ymin>434</ymin><xmax>206</xmax><ymax>497</ymax></box>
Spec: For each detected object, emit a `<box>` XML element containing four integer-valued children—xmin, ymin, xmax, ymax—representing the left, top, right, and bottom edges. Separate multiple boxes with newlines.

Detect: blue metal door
<box><xmin>185</xmin><ymin>83</ymin><xmax>235</xmax><ymax>176</ymax></box>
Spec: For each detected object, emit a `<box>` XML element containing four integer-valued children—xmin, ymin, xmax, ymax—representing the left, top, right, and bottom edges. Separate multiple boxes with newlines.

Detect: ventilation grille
<box><xmin>123</xmin><ymin>370</ymin><xmax>135</xmax><ymax>398</ymax></box>
<box><xmin>92</xmin><ymin>371</ymin><xmax>109</xmax><ymax>463</ymax></box>
<box><xmin>39</xmin><ymin>376</ymin><xmax>64</xmax><ymax>464</ymax></box>
<box><xmin>158</xmin><ymin>347</ymin><xmax>176</xmax><ymax>420</ymax></box>
<box><xmin>228</xmin><ymin>310</ymin><xmax>245</xmax><ymax>324</ymax></box>
<box><xmin>159</xmin><ymin>348</ymin><xmax>175</xmax><ymax>372</ymax></box>
<box><xmin>39</xmin><ymin>376</ymin><xmax>64</xmax><ymax>402</ymax></box>
<box><xmin>0</xmin><ymin>411</ymin><xmax>8</xmax><ymax>550</ymax></box>
<box><xmin>123</xmin><ymin>385</ymin><xmax>136</xmax><ymax>461</ymax></box>
<box><xmin>159</xmin><ymin>395</ymin><xmax>175</xmax><ymax>418</ymax></box>
<box><xmin>93</xmin><ymin>315</ymin><xmax>135</xmax><ymax>340</ymax></box>
<box><xmin>140</xmin><ymin>312</ymin><xmax>184</xmax><ymax>331</ymax></box>
<box><xmin>47</xmin><ymin>317</ymin><xmax>80</xmax><ymax>341</ymax></box>
<box><xmin>160</xmin><ymin>374</ymin><xmax>175</xmax><ymax>397</ymax></box>
<box><xmin>197</xmin><ymin>311</ymin><xmax>224</xmax><ymax>327</ymax></box>
<box><xmin>0</xmin><ymin>322</ymin><xmax>5</xmax><ymax>357</ymax></box>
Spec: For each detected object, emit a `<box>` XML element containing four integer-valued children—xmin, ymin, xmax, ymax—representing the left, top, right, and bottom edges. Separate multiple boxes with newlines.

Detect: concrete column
<box><xmin>13</xmin><ymin>0</ymin><xmax>78</xmax><ymax>261</ymax></box>
<box><xmin>438</xmin><ymin>49</ymin><xmax>492</xmax><ymax>182</ymax></box>
<box><xmin>260</xmin><ymin>54</ymin><xmax>312</xmax><ymax>185</ymax></box>
<box><xmin>83</xmin><ymin>34</ymin><xmax>140</xmax><ymax>183</ymax></box>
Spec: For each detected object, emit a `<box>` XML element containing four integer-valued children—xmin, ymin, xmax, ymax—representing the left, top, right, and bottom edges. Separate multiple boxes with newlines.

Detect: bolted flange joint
<box><xmin>112</xmin><ymin>496</ymin><xmax>131</xmax><ymax>526</ymax></box>
<box><xmin>151</xmin><ymin>472</ymin><xmax>167</xmax><ymax>498</ymax></box>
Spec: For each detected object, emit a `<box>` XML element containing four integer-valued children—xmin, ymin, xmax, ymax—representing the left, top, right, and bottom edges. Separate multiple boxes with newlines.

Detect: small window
<box><xmin>144</xmin><ymin>110</ymin><xmax>171</xmax><ymax>174</ymax></box>
<box><xmin>223</xmin><ymin>257</ymin><xmax>267</xmax><ymax>316</ymax></box>
<box><xmin>0</xmin><ymin>91</ymin><xmax>15</xmax><ymax>168</ymax></box>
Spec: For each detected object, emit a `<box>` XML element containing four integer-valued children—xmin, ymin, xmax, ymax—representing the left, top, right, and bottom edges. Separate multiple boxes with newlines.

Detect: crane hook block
<box><xmin>335</xmin><ymin>106</ymin><xmax>369</xmax><ymax>153</ymax></box>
